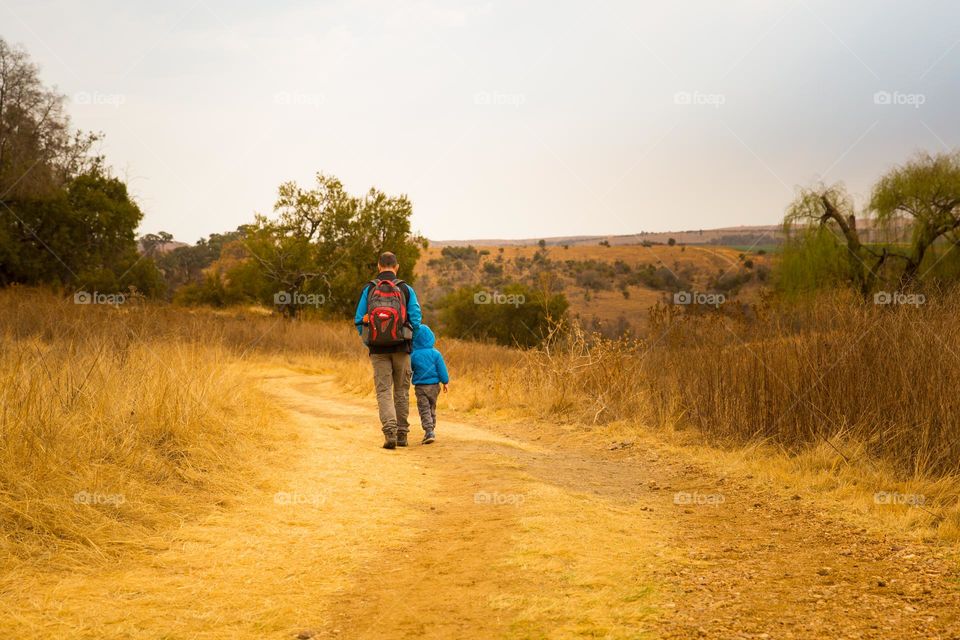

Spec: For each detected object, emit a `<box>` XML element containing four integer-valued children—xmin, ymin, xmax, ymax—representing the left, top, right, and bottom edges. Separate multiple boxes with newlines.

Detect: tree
<box><xmin>189</xmin><ymin>173</ymin><xmax>426</xmax><ymax>316</ymax></box>
<box><xmin>785</xmin><ymin>152</ymin><xmax>960</xmax><ymax>293</ymax></box>
<box><xmin>0</xmin><ymin>37</ymin><xmax>146</xmax><ymax>292</ymax></box>
<box><xmin>870</xmin><ymin>151</ymin><xmax>960</xmax><ymax>284</ymax></box>
<box><xmin>0</xmin><ymin>37</ymin><xmax>100</xmax><ymax>201</ymax></box>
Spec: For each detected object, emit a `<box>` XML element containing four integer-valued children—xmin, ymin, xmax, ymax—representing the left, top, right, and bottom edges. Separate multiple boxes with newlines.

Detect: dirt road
<box><xmin>13</xmin><ymin>366</ymin><xmax>960</xmax><ymax>638</ymax></box>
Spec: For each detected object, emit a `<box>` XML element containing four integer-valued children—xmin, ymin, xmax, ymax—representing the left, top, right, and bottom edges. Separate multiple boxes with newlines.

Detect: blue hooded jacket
<box><xmin>411</xmin><ymin>325</ymin><xmax>449</xmax><ymax>386</ymax></box>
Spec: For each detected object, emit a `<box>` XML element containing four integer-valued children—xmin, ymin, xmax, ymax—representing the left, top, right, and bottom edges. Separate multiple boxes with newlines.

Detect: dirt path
<box><xmin>266</xmin><ymin>367</ymin><xmax>960</xmax><ymax>639</ymax></box>
<box><xmin>11</xmin><ymin>365</ymin><xmax>960</xmax><ymax>638</ymax></box>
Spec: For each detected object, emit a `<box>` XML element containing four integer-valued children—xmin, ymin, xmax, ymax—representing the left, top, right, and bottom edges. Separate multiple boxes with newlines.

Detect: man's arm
<box><xmin>354</xmin><ymin>286</ymin><xmax>370</xmax><ymax>335</ymax></box>
<box><xmin>406</xmin><ymin>286</ymin><xmax>422</xmax><ymax>331</ymax></box>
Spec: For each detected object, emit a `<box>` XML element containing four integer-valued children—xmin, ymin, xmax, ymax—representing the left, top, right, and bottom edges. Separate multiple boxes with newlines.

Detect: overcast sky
<box><xmin>3</xmin><ymin>0</ymin><xmax>959</xmax><ymax>242</ymax></box>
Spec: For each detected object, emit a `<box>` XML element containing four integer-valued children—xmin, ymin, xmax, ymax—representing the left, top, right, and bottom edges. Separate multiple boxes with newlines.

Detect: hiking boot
<box><xmin>396</xmin><ymin>432</ymin><xmax>409</xmax><ymax>447</ymax></box>
<box><xmin>383</xmin><ymin>432</ymin><xmax>397</xmax><ymax>449</ymax></box>
<box><xmin>422</xmin><ymin>430</ymin><xmax>436</xmax><ymax>445</ymax></box>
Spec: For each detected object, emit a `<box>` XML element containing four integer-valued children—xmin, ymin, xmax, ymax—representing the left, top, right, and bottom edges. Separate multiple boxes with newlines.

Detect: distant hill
<box><xmin>429</xmin><ymin>225</ymin><xmax>784</xmax><ymax>248</ymax></box>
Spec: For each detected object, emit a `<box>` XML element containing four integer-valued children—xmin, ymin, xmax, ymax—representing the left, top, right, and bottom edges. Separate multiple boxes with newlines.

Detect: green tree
<box><xmin>208</xmin><ymin>173</ymin><xmax>426</xmax><ymax>316</ymax></box>
<box><xmin>784</xmin><ymin>151</ymin><xmax>960</xmax><ymax>294</ymax></box>
<box><xmin>870</xmin><ymin>151</ymin><xmax>960</xmax><ymax>284</ymax></box>
<box><xmin>0</xmin><ymin>37</ymin><xmax>148</xmax><ymax>292</ymax></box>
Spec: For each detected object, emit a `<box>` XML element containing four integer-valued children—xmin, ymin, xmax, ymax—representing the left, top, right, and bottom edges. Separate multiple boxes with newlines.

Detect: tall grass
<box><xmin>0</xmin><ymin>289</ymin><xmax>284</xmax><ymax>566</ymax></box>
<box><xmin>515</xmin><ymin>290</ymin><xmax>960</xmax><ymax>478</ymax></box>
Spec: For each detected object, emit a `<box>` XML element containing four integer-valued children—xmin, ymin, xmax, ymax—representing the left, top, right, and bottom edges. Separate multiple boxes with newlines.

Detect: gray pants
<box><xmin>415</xmin><ymin>384</ymin><xmax>440</xmax><ymax>432</ymax></box>
<box><xmin>370</xmin><ymin>352</ymin><xmax>412</xmax><ymax>435</ymax></box>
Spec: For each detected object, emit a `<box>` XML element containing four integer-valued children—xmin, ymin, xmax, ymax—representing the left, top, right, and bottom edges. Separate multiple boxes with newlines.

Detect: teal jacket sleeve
<box><xmin>435</xmin><ymin>351</ymin><xmax>449</xmax><ymax>384</ymax></box>
<box><xmin>406</xmin><ymin>286</ymin><xmax>422</xmax><ymax>331</ymax></box>
<box><xmin>354</xmin><ymin>285</ymin><xmax>370</xmax><ymax>335</ymax></box>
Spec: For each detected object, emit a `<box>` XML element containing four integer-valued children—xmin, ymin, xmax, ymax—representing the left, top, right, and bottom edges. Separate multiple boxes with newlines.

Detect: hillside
<box><xmin>414</xmin><ymin>242</ymin><xmax>773</xmax><ymax>336</ymax></box>
<box><xmin>430</xmin><ymin>224</ymin><xmax>784</xmax><ymax>249</ymax></box>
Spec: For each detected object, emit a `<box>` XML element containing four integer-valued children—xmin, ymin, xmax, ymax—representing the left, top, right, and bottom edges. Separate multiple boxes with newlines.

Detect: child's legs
<box><xmin>415</xmin><ymin>384</ymin><xmax>439</xmax><ymax>432</ymax></box>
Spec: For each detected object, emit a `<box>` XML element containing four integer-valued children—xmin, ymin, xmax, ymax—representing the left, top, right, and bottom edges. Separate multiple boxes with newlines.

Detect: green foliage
<box><xmin>438</xmin><ymin>283</ymin><xmax>568</xmax><ymax>347</ymax></box>
<box><xmin>783</xmin><ymin>152</ymin><xmax>960</xmax><ymax>294</ymax></box>
<box><xmin>439</xmin><ymin>245</ymin><xmax>480</xmax><ymax>263</ymax></box>
<box><xmin>0</xmin><ymin>38</ymin><xmax>151</xmax><ymax>295</ymax></box>
<box><xmin>178</xmin><ymin>173</ymin><xmax>426</xmax><ymax>316</ymax></box>
<box><xmin>774</xmin><ymin>226</ymin><xmax>851</xmax><ymax>297</ymax></box>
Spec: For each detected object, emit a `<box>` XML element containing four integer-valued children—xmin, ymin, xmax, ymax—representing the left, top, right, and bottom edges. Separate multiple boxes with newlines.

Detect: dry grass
<box><xmin>0</xmin><ymin>289</ymin><xmax>282</xmax><ymax>569</ymax></box>
<box><xmin>4</xmin><ymin>284</ymin><xmax>959</xmax><ymax>569</ymax></box>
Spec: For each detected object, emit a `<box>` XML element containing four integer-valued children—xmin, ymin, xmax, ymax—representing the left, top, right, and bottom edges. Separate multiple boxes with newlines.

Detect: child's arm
<box><xmin>436</xmin><ymin>351</ymin><xmax>449</xmax><ymax>391</ymax></box>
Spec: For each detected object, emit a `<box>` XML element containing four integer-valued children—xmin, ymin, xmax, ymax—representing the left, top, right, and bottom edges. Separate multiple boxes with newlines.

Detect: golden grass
<box><xmin>0</xmin><ymin>289</ymin><xmax>282</xmax><ymax>571</ymax></box>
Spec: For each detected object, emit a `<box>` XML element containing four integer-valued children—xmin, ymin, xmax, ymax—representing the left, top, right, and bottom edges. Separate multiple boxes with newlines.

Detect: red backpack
<box><xmin>365</xmin><ymin>279</ymin><xmax>410</xmax><ymax>346</ymax></box>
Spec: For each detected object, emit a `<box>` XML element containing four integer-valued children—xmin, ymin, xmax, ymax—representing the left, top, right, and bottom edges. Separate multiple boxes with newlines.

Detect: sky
<box><xmin>2</xmin><ymin>0</ymin><xmax>959</xmax><ymax>243</ymax></box>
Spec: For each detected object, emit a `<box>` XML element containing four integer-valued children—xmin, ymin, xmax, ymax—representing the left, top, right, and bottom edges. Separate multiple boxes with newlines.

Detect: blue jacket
<box><xmin>354</xmin><ymin>272</ymin><xmax>422</xmax><ymax>353</ymax></box>
<box><xmin>411</xmin><ymin>325</ymin><xmax>449</xmax><ymax>385</ymax></box>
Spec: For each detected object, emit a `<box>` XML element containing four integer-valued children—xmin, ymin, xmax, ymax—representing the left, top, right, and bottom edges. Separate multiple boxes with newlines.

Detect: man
<box><xmin>354</xmin><ymin>252</ymin><xmax>422</xmax><ymax>449</ymax></box>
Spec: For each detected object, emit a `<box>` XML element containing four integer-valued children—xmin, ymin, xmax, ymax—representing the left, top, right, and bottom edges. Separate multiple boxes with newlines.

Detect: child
<box><xmin>410</xmin><ymin>324</ymin><xmax>449</xmax><ymax>444</ymax></box>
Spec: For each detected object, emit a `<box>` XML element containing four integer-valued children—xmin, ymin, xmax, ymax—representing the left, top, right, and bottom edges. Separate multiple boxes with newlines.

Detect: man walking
<box><xmin>354</xmin><ymin>252</ymin><xmax>422</xmax><ymax>449</ymax></box>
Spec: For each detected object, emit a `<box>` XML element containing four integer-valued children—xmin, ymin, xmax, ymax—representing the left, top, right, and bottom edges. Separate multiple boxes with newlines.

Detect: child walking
<box><xmin>410</xmin><ymin>325</ymin><xmax>449</xmax><ymax>444</ymax></box>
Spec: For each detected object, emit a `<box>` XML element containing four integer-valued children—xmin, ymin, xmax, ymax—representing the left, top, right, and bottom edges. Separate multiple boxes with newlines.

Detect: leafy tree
<box><xmin>870</xmin><ymin>151</ymin><xmax>960</xmax><ymax>283</ymax></box>
<box><xmin>0</xmin><ymin>37</ymin><xmax>148</xmax><ymax>292</ymax></box>
<box><xmin>785</xmin><ymin>152</ymin><xmax>960</xmax><ymax>294</ymax></box>
<box><xmin>181</xmin><ymin>173</ymin><xmax>426</xmax><ymax>316</ymax></box>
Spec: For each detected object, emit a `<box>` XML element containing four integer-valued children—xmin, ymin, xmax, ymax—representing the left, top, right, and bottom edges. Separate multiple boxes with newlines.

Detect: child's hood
<box><xmin>412</xmin><ymin>324</ymin><xmax>436</xmax><ymax>351</ymax></box>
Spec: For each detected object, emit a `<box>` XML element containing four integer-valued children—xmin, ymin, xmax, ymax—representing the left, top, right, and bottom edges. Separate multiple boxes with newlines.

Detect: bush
<box><xmin>438</xmin><ymin>283</ymin><xmax>568</xmax><ymax>347</ymax></box>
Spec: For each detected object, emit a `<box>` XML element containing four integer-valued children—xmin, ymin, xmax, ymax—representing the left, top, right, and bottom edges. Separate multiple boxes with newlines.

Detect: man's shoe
<box><xmin>422</xmin><ymin>430</ymin><xmax>436</xmax><ymax>444</ymax></box>
<box><xmin>397</xmin><ymin>433</ymin><xmax>408</xmax><ymax>447</ymax></box>
<box><xmin>383</xmin><ymin>433</ymin><xmax>397</xmax><ymax>449</ymax></box>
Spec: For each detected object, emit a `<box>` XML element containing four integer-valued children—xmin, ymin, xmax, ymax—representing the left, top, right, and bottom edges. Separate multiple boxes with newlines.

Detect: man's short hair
<box><xmin>378</xmin><ymin>252</ymin><xmax>399</xmax><ymax>269</ymax></box>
